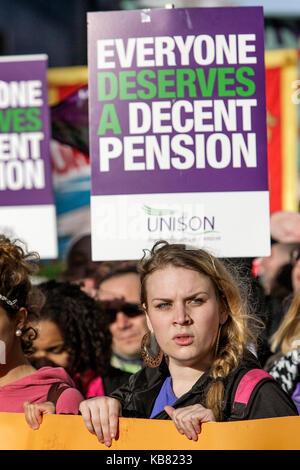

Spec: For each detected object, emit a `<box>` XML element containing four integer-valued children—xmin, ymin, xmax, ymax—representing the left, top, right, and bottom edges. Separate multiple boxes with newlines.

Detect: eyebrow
<box><xmin>45</xmin><ymin>343</ymin><xmax>65</xmax><ymax>352</ymax></box>
<box><xmin>151</xmin><ymin>291</ymin><xmax>209</xmax><ymax>302</ymax></box>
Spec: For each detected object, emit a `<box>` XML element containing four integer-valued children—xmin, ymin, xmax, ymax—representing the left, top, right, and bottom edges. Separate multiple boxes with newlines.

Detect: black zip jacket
<box><xmin>103</xmin><ymin>366</ymin><xmax>132</xmax><ymax>396</ymax></box>
<box><xmin>109</xmin><ymin>351</ymin><xmax>298</xmax><ymax>421</ymax></box>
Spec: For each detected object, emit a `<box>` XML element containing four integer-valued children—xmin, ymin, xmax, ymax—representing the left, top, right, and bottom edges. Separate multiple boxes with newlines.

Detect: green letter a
<box><xmin>97</xmin><ymin>103</ymin><xmax>122</xmax><ymax>135</ymax></box>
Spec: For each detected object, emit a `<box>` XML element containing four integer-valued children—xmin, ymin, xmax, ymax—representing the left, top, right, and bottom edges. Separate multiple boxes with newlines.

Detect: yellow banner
<box><xmin>47</xmin><ymin>65</ymin><xmax>88</xmax><ymax>105</ymax></box>
<box><xmin>0</xmin><ymin>413</ymin><xmax>299</xmax><ymax>450</ymax></box>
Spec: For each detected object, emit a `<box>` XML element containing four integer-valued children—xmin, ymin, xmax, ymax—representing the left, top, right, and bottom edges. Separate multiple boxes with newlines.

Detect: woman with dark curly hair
<box><xmin>0</xmin><ymin>235</ymin><xmax>83</xmax><ymax>418</ymax></box>
<box><xmin>28</xmin><ymin>280</ymin><xmax>131</xmax><ymax>398</ymax></box>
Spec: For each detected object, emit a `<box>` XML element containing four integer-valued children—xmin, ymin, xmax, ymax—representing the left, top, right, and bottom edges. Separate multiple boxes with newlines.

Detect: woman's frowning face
<box><xmin>145</xmin><ymin>265</ymin><xmax>228</xmax><ymax>371</ymax></box>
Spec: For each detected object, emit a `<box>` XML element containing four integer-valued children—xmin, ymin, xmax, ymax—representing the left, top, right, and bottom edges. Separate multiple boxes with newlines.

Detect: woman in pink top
<box><xmin>0</xmin><ymin>235</ymin><xmax>83</xmax><ymax>422</ymax></box>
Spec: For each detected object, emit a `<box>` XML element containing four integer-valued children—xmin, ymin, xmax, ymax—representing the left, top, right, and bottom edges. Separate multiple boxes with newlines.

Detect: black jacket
<box><xmin>109</xmin><ymin>351</ymin><xmax>298</xmax><ymax>421</ymax></box>
<box><xmin>103</xmin><ymin>366</ymin><xmax>132</xmax><ymax>396</ymax></box>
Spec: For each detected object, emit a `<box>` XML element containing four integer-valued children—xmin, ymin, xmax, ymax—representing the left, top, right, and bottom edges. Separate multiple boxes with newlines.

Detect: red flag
<box><xmin>265</xmin><ymin>49</ymin><xmax>299</xmax><ymax>213</ymax></box>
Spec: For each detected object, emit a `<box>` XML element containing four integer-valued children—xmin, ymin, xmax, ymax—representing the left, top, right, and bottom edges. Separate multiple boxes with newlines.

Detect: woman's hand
<box><xmin>164</xmin><ymin>403</ymin><xmax>216</xmax><ymax>441</ymax></box>
<box><xmin>79</xmin><ymin>396</ymin><xmax>122</xmax><ymax>447</ymax></box>
<box><xmin>23</xmin><ymin>401</ymin><xmax>55</xmax><ymax>430</ymax></box>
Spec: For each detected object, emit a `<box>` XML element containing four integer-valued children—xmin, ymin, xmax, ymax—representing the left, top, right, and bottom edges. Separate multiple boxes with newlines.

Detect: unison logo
<box><xmin>143</xmin><ymin>204</ymin><xmax>217</xmax><ymax>236</ymax></box>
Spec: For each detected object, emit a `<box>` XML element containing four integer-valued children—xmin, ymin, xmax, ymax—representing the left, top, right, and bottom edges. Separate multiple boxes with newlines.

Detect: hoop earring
<box><xmin>214</xmin><ymin>324</ymin><xmax>222</xmax><ymax>357</ymax></box>
<box><xmin>141</xmin><ymin>331</ymin><xmax>163</xmax><ymax>368</ymax></box>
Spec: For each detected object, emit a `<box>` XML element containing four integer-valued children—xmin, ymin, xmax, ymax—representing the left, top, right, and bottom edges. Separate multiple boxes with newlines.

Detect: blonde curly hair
<box><xmin>138</xmin><ymin>240</ymin><xmax>257</xmax><ymax>421</ymax></box>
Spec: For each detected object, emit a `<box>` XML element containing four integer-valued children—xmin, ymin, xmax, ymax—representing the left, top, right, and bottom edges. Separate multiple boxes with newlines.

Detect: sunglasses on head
<box><xmin>101</xmin><ymin>300</ymin><xmax>142</xmax><ymax>323</ymax></box>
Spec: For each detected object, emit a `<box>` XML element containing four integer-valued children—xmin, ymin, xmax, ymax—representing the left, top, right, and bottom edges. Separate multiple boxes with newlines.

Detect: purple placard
<box><xmin>0</xmin><ymin>55</ymin><xmax>54</xmax><ymax>206</ymax></box>
<box><xmin>88</xmin><ymin>7</ymin><xmax>268</xmax><ymax>196</ymax></box>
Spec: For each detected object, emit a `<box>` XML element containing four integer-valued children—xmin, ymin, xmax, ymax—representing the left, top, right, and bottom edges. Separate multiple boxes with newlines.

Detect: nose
<box><xmin>173</xmin><ymin>303</ymin><xmax>191</xmax><ymax>325</ymax></box>
<box><xmin>114</xmin><ymin>311</ymin><xmax>131</xmax><ymax>329</ymax></box>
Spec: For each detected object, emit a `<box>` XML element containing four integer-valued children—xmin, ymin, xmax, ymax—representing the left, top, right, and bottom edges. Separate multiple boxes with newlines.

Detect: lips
<box><xmin>173</xmin><ymin>334</ymin><xmax>194</xmax><ymax>346</ymax></box>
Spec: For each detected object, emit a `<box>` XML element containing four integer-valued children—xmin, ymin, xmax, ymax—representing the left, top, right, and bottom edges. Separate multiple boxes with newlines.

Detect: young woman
<box><xmin>26</xmin><ymin>241</ymin><xmax>298</xmax><ymax>442</ymax></box>
<box><xmin>0</xmin><ymin>235</ymin><xmax>83</xmax><ymax>423</ymax></box>
<box><xmin>77</xmin><ymin>241</ymin><xmax>298</xmax><ymax>446</ymax></box>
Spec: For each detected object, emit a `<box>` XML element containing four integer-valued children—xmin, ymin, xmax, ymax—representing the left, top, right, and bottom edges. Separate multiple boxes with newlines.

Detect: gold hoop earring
<box><xmin>214</xmin><ymin>324</ymin><xmax>222</xmax><ymax>357</ymax></box>
<box><xmin>141</xmin><ymin>331</ymin><xmax>163</xmax><ymax>368</ymax></box>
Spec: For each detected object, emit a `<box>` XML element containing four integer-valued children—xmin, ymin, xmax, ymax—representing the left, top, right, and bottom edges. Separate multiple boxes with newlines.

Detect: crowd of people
<box><xmin>0</xmin><ymin>219</ymin><xmax>299</xmax><ymax>446</ymax></box>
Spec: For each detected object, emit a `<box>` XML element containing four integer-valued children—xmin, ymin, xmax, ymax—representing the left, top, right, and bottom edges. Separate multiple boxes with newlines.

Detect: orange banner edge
<box><xmin>0</xmin><ymin>413</ymin><xmax>299</xmax><ymax>450</ymax></box>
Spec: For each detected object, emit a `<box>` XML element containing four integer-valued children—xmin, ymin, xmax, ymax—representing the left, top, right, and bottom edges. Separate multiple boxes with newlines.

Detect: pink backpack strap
<box><xmin>232</xmin><ymin>369</ymin><xmax>274</xmax><ymax>418</ymax></box>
